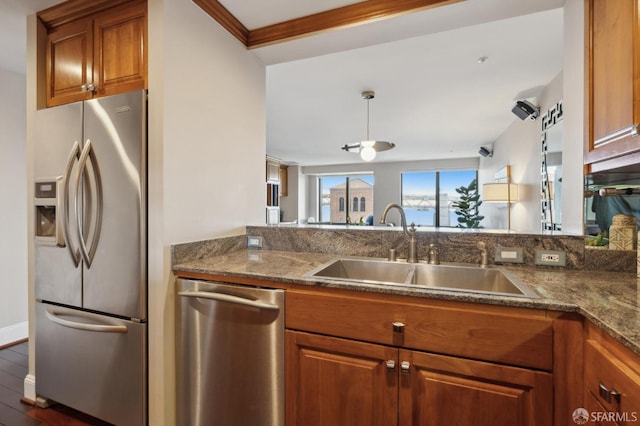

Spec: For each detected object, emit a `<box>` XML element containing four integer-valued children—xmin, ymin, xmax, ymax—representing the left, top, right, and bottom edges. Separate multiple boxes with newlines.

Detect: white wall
<box><xmin>479</xmin><ymin>73</ymin><xmax>563</xmax><ymax>233</ymax></box>
<box><xmin>562</xmin><ymin>0</ymin><xmax>585</xmax><ymax>235</ymax></box>
<box><xmin>0</xmin><ymin>67</ymin><xmax>28</xmax><ymax>345</ymax></box>
<box><xmin>147</xmin><ymin>0</ymin><xmax>266</xmax><ymax>423</ymax></box>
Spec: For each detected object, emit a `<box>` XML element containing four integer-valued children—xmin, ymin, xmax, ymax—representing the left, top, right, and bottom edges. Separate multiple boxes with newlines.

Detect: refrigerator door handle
<box><xmin>62</xmin><ymin>141</ymin><xmax>82</xmax><ymax>267</ymax></box>
<box><xmin>45</xmin><ymin>309</ymin><xmax>128</xmax><ymax>333</ymax></box>
<box><xmin>54</xmin><ymin>176</ymin><xmax>66</xmax><ymax>248</ymax></box>
<box><xmin>75</xmin><ymin>139</ymin><xmax>103</xmax><ymax>268</ymax></box>
<box><xmin>178</xmin><ymin>290</ymin><xmax>281</xmax><ymax>311</ymax></box>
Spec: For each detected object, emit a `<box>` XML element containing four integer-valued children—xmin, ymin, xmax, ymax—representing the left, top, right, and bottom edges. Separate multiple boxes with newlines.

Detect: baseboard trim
<box><xmin>0</xmin><ymin>321</ymin><xmax>28</xmax><ymax>347</ymax></box>
<box><xmin>24</xmin><ymin>374</ymin><xmax>36</xmax><ymax>402</ymax></box>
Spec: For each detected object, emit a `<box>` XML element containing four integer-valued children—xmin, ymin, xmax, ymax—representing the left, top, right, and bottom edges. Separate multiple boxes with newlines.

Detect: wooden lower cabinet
<box><xmin>399</xmin><ymin>349</ymin><xmax>553</xmax><ymax>426</ymax></box>
<box><xmin>585</xmin><ymin>392</ymin><xmax>619</xmax><ymax>426</ymax></box>
<box><xmin>286</xmin><ymin>330</ymin><xmax>553</xmax><ymax>426</ymax></box>
<box><xmin>583</xmin><ymin>321</ymin><xmax>640</xmax><ymax>426</ymax></box>
<box><xmin>286</xmin><ymin>330</ymin><xmax>398</xmax><ymax>426</ymax></box>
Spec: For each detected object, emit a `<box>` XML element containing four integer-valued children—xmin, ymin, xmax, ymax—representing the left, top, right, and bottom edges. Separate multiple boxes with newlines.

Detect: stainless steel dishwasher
<box><xmin>177</xmin><ymin>278</ymin><xmax>285</xmax><ymax>426</ymax></box>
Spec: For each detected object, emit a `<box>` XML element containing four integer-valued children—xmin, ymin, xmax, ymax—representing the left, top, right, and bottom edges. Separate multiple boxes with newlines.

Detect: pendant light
<box><xmin>341</xmin><ymin>91</ymin><xmax>395</xmax><ymax>161</ymax></box>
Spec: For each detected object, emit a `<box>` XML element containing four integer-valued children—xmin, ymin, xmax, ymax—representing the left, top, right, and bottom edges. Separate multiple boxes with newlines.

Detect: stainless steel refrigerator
<box><xmin>34</xmin><ymin>90</ymin><xmax>147</xmax><ymax>426</ymax></box>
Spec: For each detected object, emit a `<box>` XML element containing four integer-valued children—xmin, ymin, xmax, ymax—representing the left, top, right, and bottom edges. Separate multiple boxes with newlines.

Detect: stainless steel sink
<box><xmin>307</xmin><ymin>257</ymin><xmax>537</xmax><ymax>298</ymax></box>
<box><xmin>310</xmin><ymin>258</ymin><xmax>414</xmax><ymax>284</ymax></box>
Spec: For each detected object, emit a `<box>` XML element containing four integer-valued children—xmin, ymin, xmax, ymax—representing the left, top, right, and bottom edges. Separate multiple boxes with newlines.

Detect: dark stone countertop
<box><xmin>173</xmin><ymin>249</ymin><xmax>640</xmax><ymax>356</ymax></box>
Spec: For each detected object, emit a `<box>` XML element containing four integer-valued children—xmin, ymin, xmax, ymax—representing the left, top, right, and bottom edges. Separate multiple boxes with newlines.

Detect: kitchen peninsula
<box><xmin>173</xmin><ymin>225</ymin><xmax>640</xmax><ymax>426</ymax></box>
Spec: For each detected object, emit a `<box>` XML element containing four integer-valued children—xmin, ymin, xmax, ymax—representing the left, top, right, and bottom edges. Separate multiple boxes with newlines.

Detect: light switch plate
<box><xmin>534</xmin><ymin>249</ymin><xmax>566</xmax><ymax>267</ymax></box>
<box><xmin>247</xmin><ymin>235</ymin><xmax>263</xmax><ymax>248</ymax></box>
<box><xmin>495</xmin><ymin>246</ymin><xmax>524</xmax><ymax>263</ymax></box>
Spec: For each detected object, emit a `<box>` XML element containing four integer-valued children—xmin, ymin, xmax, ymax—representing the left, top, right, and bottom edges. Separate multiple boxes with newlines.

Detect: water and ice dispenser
<box><xmin>34</xmin><ymin>179</ymin><xmax>63</xmax><ymax>246</ymax></box>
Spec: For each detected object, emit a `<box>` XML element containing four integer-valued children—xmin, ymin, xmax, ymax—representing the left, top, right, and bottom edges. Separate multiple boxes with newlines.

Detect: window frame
<box><xmin>400</xmin><ymin>169</ymin><xmax>478</xmax><ymax>228</ymax></box>
<box><xmin>317</xmin><ymin>174</ymin><xmax>374</xmax><ymax>224</ymax></box>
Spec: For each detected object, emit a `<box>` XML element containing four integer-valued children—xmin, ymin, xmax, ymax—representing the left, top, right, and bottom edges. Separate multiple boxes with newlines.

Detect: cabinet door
<box><xmin>286</xmin><ymin>331</ymin><xmax>398</xmax><ymax>426</ymax></box>
<box><xmin>585</xmin><ymin>0</ymin><xmax>640</xmax><ymax>171</ymax></box>
<box><xmin>93</xmin><ymin>1</ymin><xmax>147</xmax><ymax>98</ymax></box>
<box><xmin>584</xmin><ymin>339</ymin><xmax>640</xmax><ymax>422</ymax></box>
<box><xmin>398</xmin><ymin>349</ymin><xmax>553</xmax><ymax>426</ymax></box>
<box><xmin>46</xmin><ymin>19</ymin><xmax>93</xmax><ymax>107</ymax></box>
<box><xmin>585</xmin><ymin>391</ymin><xmax>619</xmax><ymax>426</ymax></box>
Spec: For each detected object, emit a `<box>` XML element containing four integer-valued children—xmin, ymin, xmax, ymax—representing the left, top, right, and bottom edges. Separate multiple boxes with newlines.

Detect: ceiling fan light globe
<box><xmin>360</xmin><ymin>146</ymin><xmax>376</xmax><ymax>161</ymax></box>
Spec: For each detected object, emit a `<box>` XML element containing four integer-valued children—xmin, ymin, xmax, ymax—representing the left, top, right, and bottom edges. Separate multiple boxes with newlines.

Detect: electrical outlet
<box><xmin>535</xmin><ymin>250</ymin><xmax>566</xmax><ymax>266</ymax></box>
<box><xmin>494</xmin><ymin>247</ymin><xmax>524</xmax><ymax>263</ymax></box>
<box><xmin>247</xmin><ymin>236</ymin><xmax>263</xmax><ymax>248</ymax></box>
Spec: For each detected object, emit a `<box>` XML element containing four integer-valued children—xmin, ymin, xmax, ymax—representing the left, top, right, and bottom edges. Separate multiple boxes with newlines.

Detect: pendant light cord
<box><xmin>365</xmin><ymin>97</ymin><xmax>370</xmax><ymax>141</ymax></box>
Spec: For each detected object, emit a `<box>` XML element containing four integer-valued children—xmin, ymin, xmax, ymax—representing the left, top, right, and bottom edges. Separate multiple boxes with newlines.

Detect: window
<box><xmin>401</xmin><ymin>169</ymin><xmax>478</xmax><ymax>227</ymax></box>
<box><xmin>319</xmin><ymin>175</ymin><xmax>374</xmax><ymax>223</ymax></box>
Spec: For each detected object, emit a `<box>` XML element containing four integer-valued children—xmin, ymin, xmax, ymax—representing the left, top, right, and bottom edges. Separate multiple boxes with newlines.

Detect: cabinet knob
<box><xmin>392</xmin><ymin>321</ymin><xmax>405</xmax><ymax>333</ymax></box>
<box><xmin>400</xmin><ymin>361</ymin><xmax>411</xmax><ymax>375</ymax></box>
<box><xmin>385</xmin><ymin>360</ymin><xmax>396</xmax><ymax>371</ymax></box>
<box><xmin>81</xmin><ymin>83</ymin><xmax>96</xmax><ymax>93</ymax></box>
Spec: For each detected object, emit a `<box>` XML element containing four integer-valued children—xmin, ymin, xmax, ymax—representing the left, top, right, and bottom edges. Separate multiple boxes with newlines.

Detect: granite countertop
<box><xmin>173</xmin><ymin>249</ymin><xmax>640</xmax><ymax>356</ymax></box>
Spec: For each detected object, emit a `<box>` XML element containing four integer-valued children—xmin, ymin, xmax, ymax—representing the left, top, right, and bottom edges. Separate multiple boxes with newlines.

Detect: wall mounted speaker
<box><xmin>512</xmin><ymin>100</ymin><xmax>540</xmax><ymax>120</ymax></box>
<box><xmin>479</xmin><ymin>146</ymin><xmax>493</xmax><ymax>158</ymax></box>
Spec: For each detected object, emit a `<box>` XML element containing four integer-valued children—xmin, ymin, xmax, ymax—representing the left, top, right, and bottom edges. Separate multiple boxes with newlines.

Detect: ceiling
<box><xmin>1</xmin><ymin>0</ymin><xmax>565</xmax><ymax>166</ymax></box>
<box><xmin>248</xmin><ymin>0</ymin><xmax>566</xmax><ymax>166</ymax></box>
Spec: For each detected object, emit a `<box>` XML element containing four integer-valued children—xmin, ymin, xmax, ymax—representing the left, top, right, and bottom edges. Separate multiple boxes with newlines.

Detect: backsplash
<box><xmin>171</xmin><ymin>225</ymin><xmax>637</xmax><ymax>273</ymax></box>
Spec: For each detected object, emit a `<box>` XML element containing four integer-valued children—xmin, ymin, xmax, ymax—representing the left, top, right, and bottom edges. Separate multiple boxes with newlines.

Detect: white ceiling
<box><xmin>1</xmin><ymin>0</ymin><xmax>565</xmax><ymax>167</ymax></box>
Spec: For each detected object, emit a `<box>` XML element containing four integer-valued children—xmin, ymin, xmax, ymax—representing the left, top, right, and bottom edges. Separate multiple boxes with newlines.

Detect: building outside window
<box><xmin>401</xmin><ymin>169</ymin><xmax>478</xmax><ymax>227</ymax></box>
<box><xmin>319</xmin><ymin>175</ymin><xmax>374</xmax><ymax>223</ymax></box>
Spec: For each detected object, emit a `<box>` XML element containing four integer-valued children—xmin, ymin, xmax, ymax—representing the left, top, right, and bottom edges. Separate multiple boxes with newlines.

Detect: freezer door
<box><xmin>35</xmin><ymin>302</ymin><xmax>146</xmax><ymax>426</ymax></box>
<box><xmin>82</xmin><ymin>91</ymin><xmax>147</xmax><ymax>319</ymax></box>
<box><xmin>34</xmin><ymin>102</ymin><xmax>83</xmax><ymax>306</ymax></box>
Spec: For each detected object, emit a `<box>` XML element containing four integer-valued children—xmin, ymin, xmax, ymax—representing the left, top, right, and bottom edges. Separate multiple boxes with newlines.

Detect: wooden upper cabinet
<box><xmin>93</xmin><ymin>1</ymin><xmax>146</xmax><ymax>98</ymax></box>
<box><xmin>43</xmin><ymin>0</ymin><xmax>147</xmax><ymax>107</ymax></box>
<box><xmin>46</xmin><ymin>19</ymin><xmax>93</xmax><ymax>106</ymax></box>
<box><xmin>585</xmin><ymin>0</ymin><xmax>640</xmax><ymax>172</ymax></box>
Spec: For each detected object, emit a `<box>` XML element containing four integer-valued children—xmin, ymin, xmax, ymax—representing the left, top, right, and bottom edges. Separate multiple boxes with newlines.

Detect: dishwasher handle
<box><xmin>178</xmin><ymin>290</ymin><xmax>281</xmax><ymax>311</ymax></box>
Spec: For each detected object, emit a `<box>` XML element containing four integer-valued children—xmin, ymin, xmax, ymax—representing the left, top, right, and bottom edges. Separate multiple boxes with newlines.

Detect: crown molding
<box><xmin>194</xmin><ymin>0</ymin><xmax>463</xmax><ymax>48</ymax></box>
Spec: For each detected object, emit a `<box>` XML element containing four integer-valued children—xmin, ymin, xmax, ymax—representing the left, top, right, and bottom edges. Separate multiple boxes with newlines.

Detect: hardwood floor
<box><xmin>0</xmin><ymin>341</ymin><xmax>112</xmax><ymax>426</ymax></box>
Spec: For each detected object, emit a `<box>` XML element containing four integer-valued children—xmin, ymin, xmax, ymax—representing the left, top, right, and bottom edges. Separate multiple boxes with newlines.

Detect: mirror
<box><xmin>541</xmin><ymin>101</ymin><xmax>563</xmax><ymax>231</ymax></box>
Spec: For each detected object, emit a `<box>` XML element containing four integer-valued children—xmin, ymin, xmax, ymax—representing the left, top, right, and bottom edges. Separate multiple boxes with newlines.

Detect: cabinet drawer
<box><xmin>584</xmin><ymin>339</ymin><xmax>640</xmax><ymax>418</ymax></box>
<box><xmin>286</xmin><ymin>289</ymin><xmax>553</xmax><ymax>370</ymax></box>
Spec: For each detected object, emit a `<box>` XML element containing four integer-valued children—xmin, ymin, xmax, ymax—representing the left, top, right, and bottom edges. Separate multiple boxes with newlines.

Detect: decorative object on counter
<box><xmin>452</xmin><ymin>178</ymin><xmax>484</xmax><ymax>228</ymax></box>
<box><xmin>585</xmin><ymin>231</ymin><xmax>609</xmax><ymax>248</ymax></box>
<box><xmin>609</xmin><ymin>214</ymin><xmax>637</xmax><ymax>251</ymax></box>
<box><xmin>341</xmin><ymin>91</ymin><xmax>395</xmax><ymax>161</ymax></box>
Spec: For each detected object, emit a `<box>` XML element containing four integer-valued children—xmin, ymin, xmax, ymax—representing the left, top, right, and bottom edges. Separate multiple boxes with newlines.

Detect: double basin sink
<box><xmin>307</xmin><ymin>257</ymin><xmax>538</xmax><ymax>298</ymax></box>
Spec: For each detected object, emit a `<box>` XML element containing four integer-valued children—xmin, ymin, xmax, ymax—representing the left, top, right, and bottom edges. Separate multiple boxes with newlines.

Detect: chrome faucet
<box><xmin>380</xmin><ymin>203</ymin><xmax>418</xmax><ymax>263</ymax></box>
<box><xmin>477</xmin><ymin>241</ymin><xmax>488</xmax><ymax>268</ymax></box>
